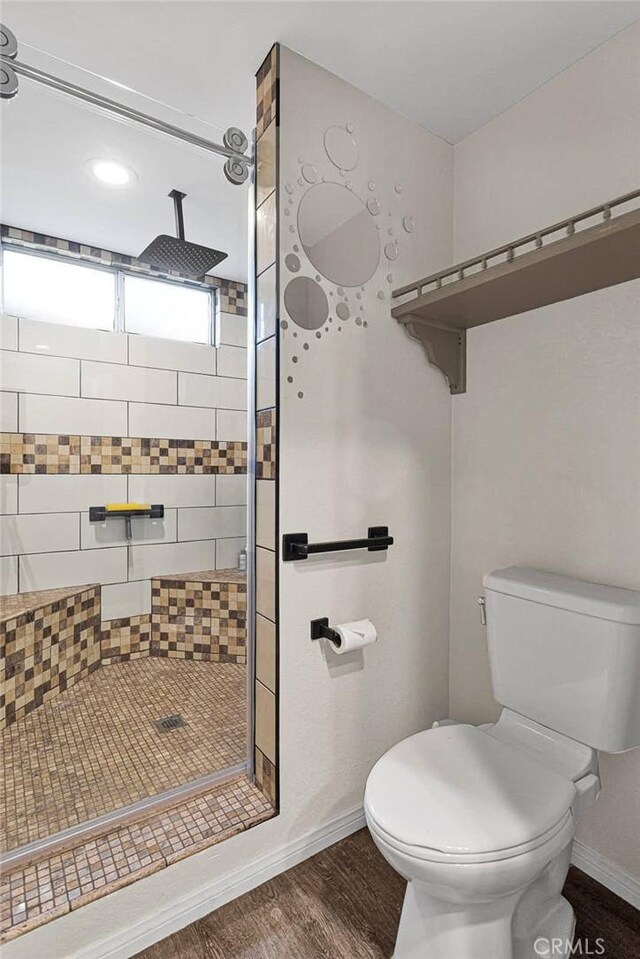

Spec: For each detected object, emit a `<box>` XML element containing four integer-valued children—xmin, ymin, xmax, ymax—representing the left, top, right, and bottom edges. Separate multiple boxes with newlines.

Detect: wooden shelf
<box><xmin>391</xmin><ymin>203</ymin><xmax>640</xmax><ymax>394</ymax></box>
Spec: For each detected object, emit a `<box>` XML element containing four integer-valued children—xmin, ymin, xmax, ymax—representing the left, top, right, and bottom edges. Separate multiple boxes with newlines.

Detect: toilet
<box><xmin>365</xmin><ymin>567</ymin><xmax>640</xmax><ymax>959</ymax></box>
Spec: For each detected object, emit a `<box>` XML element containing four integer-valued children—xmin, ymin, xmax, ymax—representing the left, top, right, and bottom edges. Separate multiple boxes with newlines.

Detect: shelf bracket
<box><xmin>402</xmin><ymin>315</ymin><xmax>467</xmax><ymax>395</ymax></box>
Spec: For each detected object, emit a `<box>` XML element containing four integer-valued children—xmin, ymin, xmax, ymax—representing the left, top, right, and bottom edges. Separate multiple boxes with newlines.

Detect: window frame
<box><xmin>0</xmin><ymin>242</ymin><xmax>217</xmax><ymax>347</ymax></box>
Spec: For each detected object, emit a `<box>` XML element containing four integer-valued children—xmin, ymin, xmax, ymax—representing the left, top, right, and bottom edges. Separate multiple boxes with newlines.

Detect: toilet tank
<box><xmin>483</xmin><ymin>567</ymin><xmax>640</xmax><ymax>753</ymax></box>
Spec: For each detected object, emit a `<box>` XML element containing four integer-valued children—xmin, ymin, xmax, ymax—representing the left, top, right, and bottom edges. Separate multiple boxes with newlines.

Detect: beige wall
<box><xmin>450</xmin><ymin>22</ymin><xmax>640</xmax><ymax>879</ymax></box>
<box><xmin>277</xmin><ymin>47</ymin><xmax>453</xmax><ymax>826</ymax></box>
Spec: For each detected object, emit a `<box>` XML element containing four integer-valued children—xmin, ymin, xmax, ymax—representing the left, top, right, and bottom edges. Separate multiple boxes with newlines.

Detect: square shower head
<box><xmin>138</xmin><ymin>234</ymin><xmax>227</xmax><ymax>279</ymax></box>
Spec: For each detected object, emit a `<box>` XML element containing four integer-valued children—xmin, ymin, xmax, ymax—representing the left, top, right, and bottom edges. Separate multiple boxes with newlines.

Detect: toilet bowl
<box><xmin>364</xmin><ymin>723</ymin><xmax>588</xmax><ymax>959</ymax></box>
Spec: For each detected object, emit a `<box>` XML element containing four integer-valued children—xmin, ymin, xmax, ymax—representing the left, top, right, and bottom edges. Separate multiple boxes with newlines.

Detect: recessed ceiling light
<box><xmin>89</xmin><ymin>159</ymin><xmax>137</xmax><ymax>187</ymax></box>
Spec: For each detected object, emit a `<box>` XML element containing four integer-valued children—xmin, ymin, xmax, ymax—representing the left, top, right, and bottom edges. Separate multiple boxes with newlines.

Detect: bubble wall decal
<box><xmin>298</xmin><ymin>183</ymin><xmax>380</xmax><ymax>287</ymax></box>
<box><xmin>324</xmin><ymin>125</ymin><xmax>358</xmax><ymax>170</ymax></box>
<box><xmin>302</xmin><ymin>163</ymin><xmax>318</xmax><ymax>184</ymax></box>
<box><xmin>284</xmin><ymin>276</ymin><xmax>329</xmax><ymax>330</ymax></box>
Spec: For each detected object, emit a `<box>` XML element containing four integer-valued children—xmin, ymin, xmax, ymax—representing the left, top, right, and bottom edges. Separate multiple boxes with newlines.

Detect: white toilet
<box><xmin>365</xmin><ymin>567</ymin><xmax>640</xmax><ymax>959</ymax></box>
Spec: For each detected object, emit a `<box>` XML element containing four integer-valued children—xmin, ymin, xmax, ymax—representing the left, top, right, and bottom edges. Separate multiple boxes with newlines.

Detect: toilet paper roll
<box><xmin>330</xmin><ymin>619</ymin><xmax>377</xmax><ymax>654</ymax></box>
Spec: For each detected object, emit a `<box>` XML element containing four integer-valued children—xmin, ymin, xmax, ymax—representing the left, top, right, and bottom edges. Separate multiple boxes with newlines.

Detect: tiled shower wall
<box><xmin>253</xmin><ymin>47</ymin><xmax>279</xmax><ymax>809</ymax></box>
<box><xmin>0</xmin><ymin>259</ymin><xmax>248</xmax><ymax>624</ymax></box>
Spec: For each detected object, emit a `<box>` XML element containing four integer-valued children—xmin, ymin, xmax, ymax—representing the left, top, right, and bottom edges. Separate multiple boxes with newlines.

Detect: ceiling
<box><xmin>2</xmin><ymin>2</ymin><xmax>639</xmax><ymax>281</ymax></box>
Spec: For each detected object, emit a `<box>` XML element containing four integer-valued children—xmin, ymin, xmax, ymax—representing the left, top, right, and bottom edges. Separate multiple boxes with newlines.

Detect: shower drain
<box><xmin>154</xmin><ymin>714</ymin><xmax>187</xmax><ymax>733</ymax></box>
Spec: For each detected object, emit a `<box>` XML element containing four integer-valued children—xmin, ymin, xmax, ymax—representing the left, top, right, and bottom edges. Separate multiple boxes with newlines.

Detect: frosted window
<box><xmin>124</xmin><ymin>275</ymin><xmax>212</xmax><ymax>344</ymax></box>
<box><xmin>2</xmin><ymin>250</ymin><xmax>115</xmax><ymax>329</ymax></box>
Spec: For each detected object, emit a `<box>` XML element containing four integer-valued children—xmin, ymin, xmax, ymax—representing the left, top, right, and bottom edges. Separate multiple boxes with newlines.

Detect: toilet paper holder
<box><xmin>310</xmin><ymin>617</ymin><xmax>342</xmax><ymax>647</ymax></box>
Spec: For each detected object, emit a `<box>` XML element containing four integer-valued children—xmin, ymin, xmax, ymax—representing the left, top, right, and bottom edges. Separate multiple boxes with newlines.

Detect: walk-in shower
<box><xmin>0</xmin><ymin>22</ymin><xmax>271</xmax><ymax>940</ymax></box>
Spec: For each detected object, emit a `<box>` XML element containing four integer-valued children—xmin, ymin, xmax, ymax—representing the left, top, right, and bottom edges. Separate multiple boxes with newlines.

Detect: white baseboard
<box><xmin>571</xmin><ymin>840</ymin><xmax>640</xmax><ymax>910</ymax></box>
<box><xmin>77</xmin><ymin>806</ymin><xmax>366</xmax><ymax>959</ymax></box>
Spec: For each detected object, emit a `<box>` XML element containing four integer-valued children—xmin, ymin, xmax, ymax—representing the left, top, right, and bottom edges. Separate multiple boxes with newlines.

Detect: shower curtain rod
<box><xmin>1</xmin><ymin>54</ymin><xmax>254</xmax><ymax>168</ymax></box>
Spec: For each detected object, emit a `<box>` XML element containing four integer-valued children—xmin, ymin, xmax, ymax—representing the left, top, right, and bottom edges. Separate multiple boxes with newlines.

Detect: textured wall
<box><xmin>450</xmin><ymin>22</ymin><xmax>640</xmax><ymax>880</ymax></box>
<box><xmin>276</xmin><ymin>46</ymin><xmax>452</xmax><ymax>832</ymax></box>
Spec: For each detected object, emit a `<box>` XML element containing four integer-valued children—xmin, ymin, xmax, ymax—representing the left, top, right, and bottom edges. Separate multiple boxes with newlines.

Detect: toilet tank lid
<box><xmin>483</xmin><ymin>567</ymin><xmax>640</xmax><ymax>626</ymax></box>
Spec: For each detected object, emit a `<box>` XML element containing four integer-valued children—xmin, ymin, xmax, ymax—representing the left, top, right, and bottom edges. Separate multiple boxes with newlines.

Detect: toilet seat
<box><xmin>365</xmin><ymin>725</ymin><xmax>577</xmax><ymax>864</ymax></box>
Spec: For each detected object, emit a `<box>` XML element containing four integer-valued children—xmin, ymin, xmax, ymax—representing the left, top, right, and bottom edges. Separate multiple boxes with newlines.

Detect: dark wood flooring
<box><xmin>136</xmin><ymin>829</ymin><xmax>640</xmax><ymax>959</ymax></box>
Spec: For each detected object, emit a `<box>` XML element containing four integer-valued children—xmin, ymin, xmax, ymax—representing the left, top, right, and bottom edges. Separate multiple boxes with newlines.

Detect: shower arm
<box><xmin>0</xmin><ymin>53</ymin><xmax>254</xmax><ymax>169</ymax></box>
<box><xmin>170</xmin><ymin>190</ymin><xmax>187</xmax><ymax>241</ymax></box>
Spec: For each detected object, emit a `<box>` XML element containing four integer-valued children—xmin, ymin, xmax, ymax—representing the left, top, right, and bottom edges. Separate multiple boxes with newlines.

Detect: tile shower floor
<box><xmin>2</xmin><ymin>658</ymin><xmax>247</xmax><ymax>852</ymax></box>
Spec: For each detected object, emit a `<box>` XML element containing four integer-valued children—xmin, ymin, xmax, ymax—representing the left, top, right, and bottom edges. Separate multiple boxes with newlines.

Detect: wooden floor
<box><xmin>136</xmin><ymin>829</ymin><xmax>640</xmax><ymax>959</ymax></box>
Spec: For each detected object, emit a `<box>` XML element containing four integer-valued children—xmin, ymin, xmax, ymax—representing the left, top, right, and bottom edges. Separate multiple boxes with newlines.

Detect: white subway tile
<box><xmin>20</xmin><ymin>318</ymin><xmax>127</xmax><ymax>363</ymax></box>
<box><xmin>1</xmin><ymin>556</ymin><xmax>18</xmax><ymax>595</ymax></box>
<box><xmin>215</xmin><ymin>474</ymin><xmax>247</xmax><ymax>507</ymax></box>
<box><xmin>1</xmin><ymin>477</ymin><xmax>18</xmax><ymax>515</ymax></box>
<box><xmin>18</xmin><ymin>474</ymin><xmax>127</xmax><ymax>514</ymax></box>
<box><xmin>80</xmin><ymin>508</ymin><xmax>176</xmax><ymax>549</ymax></box>
<box><xmin>128</xmin><ymin>335</ymin><xmax>216</xmax><ymax>375</ymax></box>
<box><xmin>217</xmin><ymin>409</ymin><xmax>247</xmax><ymax>442</ymax></box>
<box><xmin>128</xmin><ymin>540</ymin><xmax>215</xmax><ymax>582</ymax></box>
<box><xmin>1</xmin><ymin>350</ymin><xmax>79</xmax><ymax>396</ymax></box>
<box><xmin>178</xmin><ymin>373</ymin><xmax>246</xmax><ymax>410</ymax></box>
<box><xmin>257</xmin><ymin>265</ymin><xmax>276</xmax><ymax>342</ymax></box>
<box><xmin>101</xmin><ymin>580</ymin><xmax>151</xmax><ymax>621</ymax></box>
<box><xmin>0</xmin><ymin>513</ymin><xmax>79</xmax><ymax>556</ymax></box>
<box><xmin>19</xmin><ymin>394</ymin><xmax>127</xmax><ymax>435</ymax></box>
<box><xmin>178</xmin><ymin>506</ymin><xmax>246</xmax><ymax>542</ymax></box>
<box><xmin>216</xmin><ymin>345</ymin><xmax>247</xmax><ymax>379</ymax></box>
<box><xmin>1</xmin><ymin>315</ymin><xmax>18</xmax><ymax>351</ymax></box>
<box><xmin>0</xmin><ymin>313</ymin><xmax>18</xmax><ymax>350</ymax></box>
<box><xmin>19</xmin><ymin>547</ymin><xmax>127</xmax><ymax>592</ymax></box>
<box><xmin>257</xmin><ymin>192</ymin><xmax>276</xmax><ymax>275</ymax></box>
<box><xmin>128</xmin><ymin>402</ymin><xmax>215</xmax><ymax>441</ymax></box>
<box><xmin>1</xmin><ymin>391</ymin><xmax>18</xmax><ymax>431</ymax></box>
<box><xmin>217</xmin><ymin>313</ymin><xmax>247</xmax><ymax>348</ymax></box>
<box><xmin>128</xmin><ymin>474</ymin><xmax>215</xmax><ymax>509</ymax></box>
<box><xmin>81</xmin><ymin>361</ymin><xmax>177</xmax><ymax>404</ymax></box>
<box><xmin>256</xmin><ymin>480</ymin><xmax>276</xmax><ymax>551</ymax></box>
<box><xmin>256</xmin><ymin>546</ymin><xmax>275</xmax><ymax>621</ymax></box>
<box><xmin>215</xmin><ymin>537</ymin><xmax>245</xmax><ymax>570</ymax></box>
<box><xmin>255</xmin><ymin>680</ymin><xmax>276</xmax><ymax>764</ymax></box>
<box><xmin>256</xmin><ymin>337</ymin><xmax>276</xmax><ymax>411</ymax></box>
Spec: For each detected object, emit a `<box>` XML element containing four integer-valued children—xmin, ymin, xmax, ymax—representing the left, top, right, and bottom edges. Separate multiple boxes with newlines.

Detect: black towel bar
<box><xmin>282</xmin><ymin>526</ymin><xmax>393</xmax><ymax>562</ymax></box>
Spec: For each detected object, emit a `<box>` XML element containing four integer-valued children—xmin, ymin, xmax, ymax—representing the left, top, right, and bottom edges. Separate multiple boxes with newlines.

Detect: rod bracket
<box><xmin>310</xmin><ymin>617</ymin><xmax>342</xmax><ymax>646</ymax></box>
<box><xmin>402</xmin><ymin>315</ymin><xmax>467</xmax><ymax>394</ymax></box>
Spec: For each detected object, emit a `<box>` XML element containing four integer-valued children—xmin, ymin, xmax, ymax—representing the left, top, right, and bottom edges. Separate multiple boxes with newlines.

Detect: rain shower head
<box><xmin>138</xmin><ymin>190</ymin><xmax>227</xmax><ymax>279</ymax></box>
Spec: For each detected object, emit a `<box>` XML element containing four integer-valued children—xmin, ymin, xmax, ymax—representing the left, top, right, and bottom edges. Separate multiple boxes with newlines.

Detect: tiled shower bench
<box><xmin>0</xmin><ymin>584</ymin><xmax>101</xmax><ymax>730</ymax></box>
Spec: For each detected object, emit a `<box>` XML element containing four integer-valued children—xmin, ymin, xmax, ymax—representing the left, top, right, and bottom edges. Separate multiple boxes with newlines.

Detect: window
<box><xmin>1</xmin><ymin>246</ymin><xmax>215</xmax><ymax>345</ymax></box>
<box><xmin>124</xmin><ymin>275</ymin><xmax>212</xmax><ymax>344</ymax></box>
<box><xmin>2</xmin><ymin>249</ymin><xmax>115</xmax><ymax>330</ymax></box>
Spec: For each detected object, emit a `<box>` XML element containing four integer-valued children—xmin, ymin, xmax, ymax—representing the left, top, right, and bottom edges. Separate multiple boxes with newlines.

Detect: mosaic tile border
<box><xmin>254</xmin><ymin>747</ymin><xmax>277</xmax><ymax>807</ymax></box>
<box><xmin>0</xmin><ymin>434</ymin><xmax>247</xmax><ymax>475</ymax></box>
<box><xmin>256</xmin><ymin>45</ymin><xmax>278</xmax><ymax>140</ymax></box>
<box><xmin>1</xmin><ymin>586</ymin><xmax>101</xmax><ymax>729</ymax></box>
<box><xmin>1</xmin><ymin>224</ymin><xmax>247</xmax><ymax>316</ymax></box>
<box><xmin>0</xmin><ymin>774</ymin><xmax>275</xmax><ymax>942</ymax></box>
<box><xmin>256</xmin><ymin>409</ymin><xmax>277</xmax><ymax>480</ymax></box>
